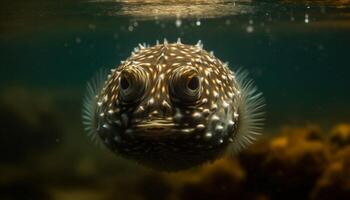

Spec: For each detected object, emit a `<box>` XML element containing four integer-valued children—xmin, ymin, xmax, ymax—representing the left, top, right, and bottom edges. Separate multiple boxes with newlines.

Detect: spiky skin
<box><xmin>82</xmin><ymin>40</ymin><xmax>264</xmax><ymax>171</ymax></box>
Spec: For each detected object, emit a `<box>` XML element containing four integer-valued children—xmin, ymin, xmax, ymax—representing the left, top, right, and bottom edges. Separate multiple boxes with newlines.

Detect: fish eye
<box><xmin>170</xmin><ymin>68</ymin><xmax>202</xmax><ymax>104</ymax></box>
<box><xmin>120</xmin><ymin>76</ymin><xmax>130</xmax><ymax>90</ymax></box>
<box><xmin>187</xmin><ymin>76</ymin><xmax>200</xmax><ymax>90</ymax></box>
<box><xmin>119</xmin><ymin>68</ymin><xmax>147</xmax><ymax>104</ymax></box>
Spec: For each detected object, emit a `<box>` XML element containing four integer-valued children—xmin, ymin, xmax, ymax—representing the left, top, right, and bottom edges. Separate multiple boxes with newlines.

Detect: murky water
<box><xmin>1</xmin><ymin>1</ymin><xmax>350</xmax><ymax>199</ymax></box>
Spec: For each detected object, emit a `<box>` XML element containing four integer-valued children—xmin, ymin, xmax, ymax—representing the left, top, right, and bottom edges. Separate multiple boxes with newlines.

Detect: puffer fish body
<box><xmin>82</xmin><ymin>39</ymin><xmax>264</xmax><ymax>171</ymax></box>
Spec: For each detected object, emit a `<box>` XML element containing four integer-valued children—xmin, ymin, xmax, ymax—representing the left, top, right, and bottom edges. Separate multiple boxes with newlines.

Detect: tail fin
<box><xmin>229</xmin><ymin>69</ymin><xmax>265</xmax><ymax>153</ymax></box>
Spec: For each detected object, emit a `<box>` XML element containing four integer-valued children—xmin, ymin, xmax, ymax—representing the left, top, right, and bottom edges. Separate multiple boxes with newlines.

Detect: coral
<box><xmin>239</xmin><ymin>125</ymin><xmax>330</xmax><ymax>200</ymax></box>
<box><xmin>329</xmin><ymin>123</ymin><xmax>350</xmax><ymax>148</ymax></box>
<box><xmin>178</xmin><ymin>158</ymin><xmax>250</xmax><ymax>200</ymax></box>
<box><xmin>311</xmin><ymin>146</ymin><xmax>350</xmax><ymax>200</ymax></box>
<box><xmin>136</xmin><ymin>173</ymin><xmax>172</xmax><ymax>200</ymax></box>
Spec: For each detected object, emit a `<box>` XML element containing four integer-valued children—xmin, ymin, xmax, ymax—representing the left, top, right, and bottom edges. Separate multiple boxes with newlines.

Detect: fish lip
<box><xmin>135</xmin><ymin>120</ymin><xmax>175</xmax><ymax>128</ymax></box>
<box><xmin>132</xmin><ymin>119</ymin><xmax>177</xmax><ymax>137</ymax></box>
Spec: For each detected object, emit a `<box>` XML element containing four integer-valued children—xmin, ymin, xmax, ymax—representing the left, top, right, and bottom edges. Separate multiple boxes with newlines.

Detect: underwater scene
<box><xmin>1</xmin><ymin>0</ymin><xmax>350</xmax><ymax>199</ymax></box>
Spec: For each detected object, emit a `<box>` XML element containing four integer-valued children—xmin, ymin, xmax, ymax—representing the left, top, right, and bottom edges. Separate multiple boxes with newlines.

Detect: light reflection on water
<box><xmin>88</xmin><ymin>0</ymin><xmax>253</xmax><ymax>19</ymax></box>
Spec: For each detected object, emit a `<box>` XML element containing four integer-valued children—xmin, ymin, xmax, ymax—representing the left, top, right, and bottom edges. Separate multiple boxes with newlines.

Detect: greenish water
<box><xmin>1</xmin><ymin>1</ymin><xmax>350</xmax><ymax>200</ymax></box>
<box><xmin>2</xmin><ymin>0</ymin><xmax>350</xmax><ymax>130</ymax></box>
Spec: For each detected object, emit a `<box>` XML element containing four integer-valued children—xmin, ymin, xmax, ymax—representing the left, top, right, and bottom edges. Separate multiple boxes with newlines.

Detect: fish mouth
<box><xmin>136</xmin><ymin>119</ymin><xmax>175</xmax><ymax>128</ymax></box>
<box><xmin>133</xmin><ymin>119</ymin><xmax>178</xmax><ymax>137</ymax></box>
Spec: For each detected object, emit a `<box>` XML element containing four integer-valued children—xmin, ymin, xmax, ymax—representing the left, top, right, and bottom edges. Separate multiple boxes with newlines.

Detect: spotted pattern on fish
<box><xmin>82</xmin><ymin>39</ymin><xmax>265</xmax><ymax>171</ymax></box>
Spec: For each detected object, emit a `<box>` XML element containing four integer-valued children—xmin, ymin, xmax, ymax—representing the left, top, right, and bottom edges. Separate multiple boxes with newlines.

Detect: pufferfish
<box><xmin>82</xmin><ymin>39</ymin><xmax>264</xmax><ymax>171</ymax></box>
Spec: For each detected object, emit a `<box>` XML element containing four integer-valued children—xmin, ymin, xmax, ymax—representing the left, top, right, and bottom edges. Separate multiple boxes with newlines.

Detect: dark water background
<box><xmin>1</xmin><ymin>1</ymin><xmax>350</xmax><ymax>200</ymax></box>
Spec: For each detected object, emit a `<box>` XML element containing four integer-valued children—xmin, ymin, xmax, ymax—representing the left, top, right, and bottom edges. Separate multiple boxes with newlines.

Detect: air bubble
<box><xmin>175</xmin><ymin>19</ymin><xmax>182</xmax><ymax>27</ymax></box>
<box><xmin>88</xmin><ymin>24</ymin><xmax>96</xmax><ymax>30</ymax></box>
<box><xmin>304</xmin><ymin>14</ymin><xmax>309</xmax><ymax>23</ymax></box>
<box><xmin>246</xmin><ymin>25</ymin><xmax>254</xmax><ymax>33</ymax></box>
<box><xmin>75</xmin><ymin>37</ymin><xmax>81</xmax><ymax>44</ymax></box>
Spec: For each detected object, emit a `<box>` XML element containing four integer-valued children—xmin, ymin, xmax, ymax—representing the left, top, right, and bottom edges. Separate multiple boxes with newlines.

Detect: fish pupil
<box><xmin>187</xmin><ymin>76</ymin><xmax>199</xmax><ymax>90</ymax></box>
<box><xmin>120</xmin><ymin>76</ymin><xmax>130</xmax><ymax>90</ymax></box>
